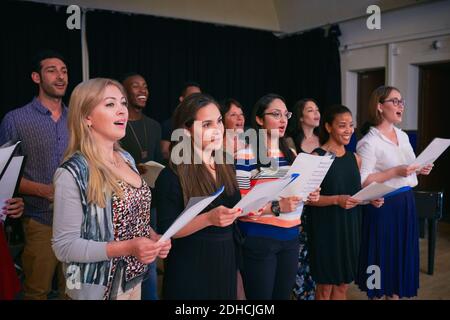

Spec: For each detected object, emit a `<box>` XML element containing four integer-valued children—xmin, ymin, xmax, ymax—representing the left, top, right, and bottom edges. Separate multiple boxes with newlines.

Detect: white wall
<box><xmin>340</xmin><ymin>0</ymin><xmax>450</xmax><ymax>130</ymax></box>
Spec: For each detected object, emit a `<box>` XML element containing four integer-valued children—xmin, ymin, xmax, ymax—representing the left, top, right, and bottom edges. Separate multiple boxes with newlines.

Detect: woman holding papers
<box><xmin>306</xmin><ymin>105</ymin><xmax>383</xmax><ymax>300</ymax></box>
<box><xmin>287</xmin><ymin>98</ymin><xmax>321</xmax><ymax>300</ymax></box>
<box><xmin>155</xmin><ymin>93</ymin><xmax>242</xmax><ymax>299</ymax></box>
<box><xmin>356</xmin><ymin>86</ymin><xmax>433</xmax><ymax>299</ymax></box>
<box><xmin>235</xmin><ymin>93</ymin><xmax>320</xmax><ymax>300</ymax></box>
<box><xmin>52</xmin><ymin>78</ymin><xmax>171</xmax><ymax>300</ymax></box>
<box><xmin>1</xmin><ymin>197</ymin><xmax>24</xmax><ymax>299</ymax></box>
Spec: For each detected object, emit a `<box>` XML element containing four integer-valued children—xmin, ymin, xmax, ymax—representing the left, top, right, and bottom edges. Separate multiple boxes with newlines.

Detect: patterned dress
<box><xmin>104</xmin><ymin>179</ymin><xmax>152</xmax><ymax>299</ymax></box>
<box><xmin>293</xmin><ymin>216</ymin><xmax>316</xmax><ymax>300</ymax></box>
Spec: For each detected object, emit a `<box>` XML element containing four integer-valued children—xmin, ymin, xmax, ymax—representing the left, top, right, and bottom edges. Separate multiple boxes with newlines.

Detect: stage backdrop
<box><xmin>0</xmin><ymin>0</ymin><xmax>82</xmax><ymax>118</ymax></box>
<box><xmin>0</xmin><ymin>0</ymin><xmax>341</xmax><ymax>123</ymax></box>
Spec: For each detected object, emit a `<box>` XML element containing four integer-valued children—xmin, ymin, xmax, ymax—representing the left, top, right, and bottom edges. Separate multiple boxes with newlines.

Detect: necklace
<box><xmin>128</xmin><ymin>119</ymin><xmax>148</xmax><ymax>160</ymax></box>
<box><xmin>107</xmin><ymin>152</ymin><xmax>120</xmax><ymax>168</ymax></box>
<box><xmin>322</xmin><ymin>144</ymin><xmax>344</xmax><ymax>157</ymax></box>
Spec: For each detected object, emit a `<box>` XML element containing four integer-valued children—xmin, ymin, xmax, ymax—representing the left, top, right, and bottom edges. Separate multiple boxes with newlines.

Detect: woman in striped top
<box><xmin>236</xmin><ymin>93</ymin><xmax>320</xmax><ymax>300</ymax></box>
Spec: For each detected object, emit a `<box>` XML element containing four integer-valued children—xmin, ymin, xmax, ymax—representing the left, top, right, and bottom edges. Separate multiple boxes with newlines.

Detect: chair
<box><xmin>414</xmin><ymin>191</ymin><xmax>444</xmax><ymax>275</ymax></box>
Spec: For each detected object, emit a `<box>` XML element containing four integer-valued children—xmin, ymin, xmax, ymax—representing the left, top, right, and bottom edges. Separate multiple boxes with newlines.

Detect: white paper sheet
<box><xmin>351</xmin><ymin>181</ymin><xmax>397</xmax><ymax>203</ymax></box>
<box><xmin>141</xmin><ymin>161</ymin><xmax>165</xmax><ymax>188</ymax></box>
<box><xmin>234</xmin><ymin>174</ymin><xmax>298</xmax><ymax>216</ymax></box>
<box><xmin>279</xmin><ymin>153</ymin><xmax>334</xmax><ymax>199</ymax></box>
<box><xmin>157</xmin><ymin>185</ymin><xmax>225</xmax><ymax>242</ymax></box>
<box><xmin>412</xmin><ymin>137</ymin><xmax>450</xmax><ymax>168</ymax></box>
<box><xmin>0</xmin><ymin>141</ymin><xmax>20</xmax><ymax>178</ymax></box>
<box><xmin>0</xmin><ymin>156</ymin><xmax>24</xmax><ymax>222</ymax></box>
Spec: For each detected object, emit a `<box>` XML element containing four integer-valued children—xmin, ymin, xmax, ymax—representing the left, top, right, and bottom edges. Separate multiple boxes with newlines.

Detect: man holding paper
<box><xmin>356</xmin><ymin>86</ymin><xmax>433</xmax><ymax>300</ymax></box>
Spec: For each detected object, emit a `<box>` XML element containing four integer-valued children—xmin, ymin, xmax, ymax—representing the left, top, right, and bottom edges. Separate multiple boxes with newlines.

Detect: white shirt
<box><xmin>357</xmin><ymin>126</ymin><xmax>418</xmax><ymax>188</ymax></box>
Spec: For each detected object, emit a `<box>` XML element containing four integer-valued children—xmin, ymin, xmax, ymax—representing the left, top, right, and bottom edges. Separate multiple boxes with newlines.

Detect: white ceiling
<box><xmin>27</xmin><ymin>0</ymin><xmax>437</xmax><ymax>34</ymax></box>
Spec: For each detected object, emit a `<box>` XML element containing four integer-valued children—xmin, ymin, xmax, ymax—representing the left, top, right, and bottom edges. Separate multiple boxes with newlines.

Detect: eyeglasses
<box><xmin>381</xmin><ymin>98</ymin><xmax>406</xmax><ymax>107</ymax></box>
<box><xmin>263</xmin><ymin>111</ymin><xmax>292</xmax><ymax>120</ymax></box>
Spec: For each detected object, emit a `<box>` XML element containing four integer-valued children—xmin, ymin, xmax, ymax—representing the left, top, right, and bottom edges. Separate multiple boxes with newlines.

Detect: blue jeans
<box><xmin>141</xmin><ymin>208</ymin><xmax>159</xmax><ymax>300</ymax></box>
<box><xmin>141</xmin><ymin>260</ymin><xmax>158</xmax><ymax>300</ymax></box>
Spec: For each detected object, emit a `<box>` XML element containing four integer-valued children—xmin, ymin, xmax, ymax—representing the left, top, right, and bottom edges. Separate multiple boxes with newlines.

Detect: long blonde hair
<box><xmin>64</xmin><ymin>78</ymin><xmax>126</xmax><ymax>207</ymax></box>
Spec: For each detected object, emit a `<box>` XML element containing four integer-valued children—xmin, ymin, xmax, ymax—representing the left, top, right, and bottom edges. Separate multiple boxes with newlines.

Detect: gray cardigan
<box><xmin>52</xmin><ymin>151</ymin><xmax>137</xmax><ymax>300</ymax></box>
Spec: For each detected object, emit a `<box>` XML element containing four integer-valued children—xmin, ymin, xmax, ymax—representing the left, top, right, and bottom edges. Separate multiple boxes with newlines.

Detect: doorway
<box><xmin>418</xmin><ymin>61</ymin><xmax>450</xmax><ymax>221</ymax></box>
<box><xmin>357</xmin><ymin>68</ymin><xmax>385</xmax><ymax>137</ymax></box>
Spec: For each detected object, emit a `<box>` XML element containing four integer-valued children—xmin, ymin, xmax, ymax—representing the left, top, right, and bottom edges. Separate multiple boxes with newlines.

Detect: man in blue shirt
<box><xmin>0</xmin><ymin>50</ymin><xmax>69</xmax><ymax>300</ymax></box>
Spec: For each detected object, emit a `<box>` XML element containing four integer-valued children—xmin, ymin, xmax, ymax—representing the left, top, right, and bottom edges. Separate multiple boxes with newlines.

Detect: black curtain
<box><xmin>0</xmin><ymin>0</ymin><xmax>82</xmax><ymax>120</ymax></box>
<box><xmin>0</xmin><ymin>1</ymin><xmax>341</xmax><ymax>123</ymax></box>
<box><xmin>86</xmin><ymin>10</ymin><xmax>341</xmax><ymax>122</ymax></box>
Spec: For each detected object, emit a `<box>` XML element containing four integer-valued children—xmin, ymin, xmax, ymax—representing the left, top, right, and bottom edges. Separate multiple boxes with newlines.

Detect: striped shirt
<box><xmin>0</xmin><ymin>97</ymin><xmax>69</xmax><ymax>225</ymax></box>
<box><xmin>235</xmin><ymin>146</ymin><xmax>301</xmax><ymax>240</ymax></box>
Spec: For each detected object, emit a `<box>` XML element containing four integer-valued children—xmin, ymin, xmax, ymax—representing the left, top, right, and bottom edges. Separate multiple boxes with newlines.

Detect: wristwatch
<box><xmin>271</xmin><ymin>201</ymin><xmax>281</xmax><ymax>216</ymax></box>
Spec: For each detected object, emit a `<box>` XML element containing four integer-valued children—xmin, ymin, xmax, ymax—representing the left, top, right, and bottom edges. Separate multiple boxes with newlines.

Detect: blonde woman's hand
<box><xmin>129</xmin><ymin>237</ymin><xmax>162</xmax><ymax>264</ymax></box>
<box><xmin>149</xmin><ymin>232</ymin><xmax>172</xmax><ymax>259</ymax></box>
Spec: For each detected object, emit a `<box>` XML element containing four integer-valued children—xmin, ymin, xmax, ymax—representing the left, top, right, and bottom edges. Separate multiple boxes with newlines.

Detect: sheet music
<box><xmin>411</xmin><ymin>137</ymin><xmax>450</xmax><ymax>169</ymax></box>
<box><xmin>0</xmin><ymin>141</ymin><xmax>20</xmax><ymax>177</ymax></box>
<box><xmin>234</xmin><ymin>174</ymin><xmax>298</xmax><ymax>216</ymax></box>
<box><xmin>141</xmin><ymin>161</ymin><xmax>165</xmax><ymax>188</ymax></box>
<box><xmin>158</xmin><ymin>186</ymin><xmax>225</xmax><ymax>242</ymax></box>
<box><xmin>351</xmin><ymin>182</ymin><xmax>397</xmax><ymax>203</ymax></box>
<box><xmin>279</xmin><ymin>153</ymin><xmax>334</xmax><ymax>199</ymax></box>
<box><xmin>0</xmin><ymin>156</ymin><xmax>24</xmax><ymax>222</ymax></box>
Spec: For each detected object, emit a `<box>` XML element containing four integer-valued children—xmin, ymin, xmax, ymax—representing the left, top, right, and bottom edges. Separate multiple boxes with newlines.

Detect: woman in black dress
<box><xmin>155</xmin><ymin>93</ymin><xmax>242</xmax><ymax>299</ymax></box>
<box><xmin>306</xmin><ymin>105</ymin><xmax>383</xmax><ymax>300</ymax></box>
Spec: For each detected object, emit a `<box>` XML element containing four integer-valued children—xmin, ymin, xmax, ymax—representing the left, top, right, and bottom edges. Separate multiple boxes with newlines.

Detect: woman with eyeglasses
<box><xmin>235</xmin><ymin>93</ymin><xmax>320</xmax><ymax>300</ymax></box>
<box><xmin>356</xmin><ymin>86</ymin><xmax>433</xmax><ymax>300</ymax></box>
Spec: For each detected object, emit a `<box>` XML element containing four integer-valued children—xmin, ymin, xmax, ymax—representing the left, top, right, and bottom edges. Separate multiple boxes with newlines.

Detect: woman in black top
<box><xmin>306</xmin><ymin>105</ymin><xmax>383</xmax><ymax>300</ymax></box>
<box><xmin>155</xmin><ymin>93</ymin><xmax>241</xmax><ymax>299</ymax></box>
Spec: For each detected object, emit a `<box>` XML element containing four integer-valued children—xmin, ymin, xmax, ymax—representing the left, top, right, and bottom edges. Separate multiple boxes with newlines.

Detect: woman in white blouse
<box><xmin>355</xmin><ymin>86</ymin><xmax>433</xmax><ymax>300</ymax></box>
